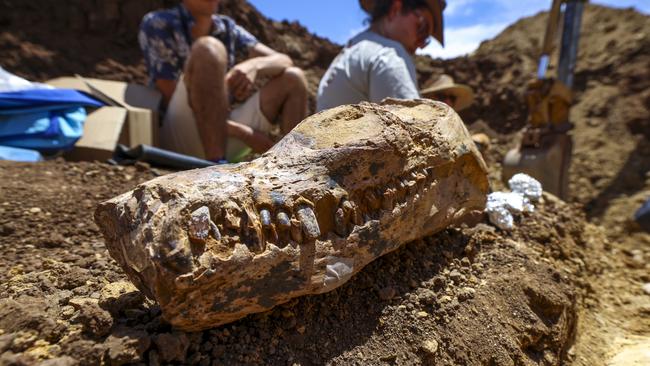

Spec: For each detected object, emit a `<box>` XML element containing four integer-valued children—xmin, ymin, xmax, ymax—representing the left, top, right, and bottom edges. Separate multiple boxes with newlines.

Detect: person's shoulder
<box><xmin>347</xmin><ymin>34</ymin><xmax>398</xmax><ymax>59</ymax></box>
<box><xmin>141</xmin><ymin>7</ymin><xmax>180</xmax><ymax>31</ymax></box>
<box><xmin>214</xmin><ymin>14</ymin><xmax>241</xmax><ymax>29</ymax></box>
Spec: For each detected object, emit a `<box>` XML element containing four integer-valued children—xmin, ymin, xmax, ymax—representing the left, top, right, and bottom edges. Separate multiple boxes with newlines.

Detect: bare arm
<box><xmin>227</xmin><ymin>43</ymin><xmax>293</xmax><ymax>101</ymax></box>
<box><xmin>244</xmin><ymin>42</ymin><xmax>293</xmax><ymax>78</ymax></box>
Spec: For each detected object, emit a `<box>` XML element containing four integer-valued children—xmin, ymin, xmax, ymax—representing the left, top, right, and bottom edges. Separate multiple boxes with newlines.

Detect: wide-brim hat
<box><xmin>359</xmin><ymin>0</ymin><xmax>445</xmax><ymax>46</ymax></box>
<box><xmin>421</xmin><ymin>74</ymin><xmax>474</xmax><ymax>111</ymax></box>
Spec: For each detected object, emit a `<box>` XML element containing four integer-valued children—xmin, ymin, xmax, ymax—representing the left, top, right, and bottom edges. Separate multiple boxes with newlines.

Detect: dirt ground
<box><xmin>0</xmin><ymin>1</ymin><xmax>648</xmax><ymax>365</ymax></box>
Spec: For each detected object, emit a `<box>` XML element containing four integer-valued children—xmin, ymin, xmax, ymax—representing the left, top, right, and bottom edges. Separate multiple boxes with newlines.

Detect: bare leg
<box><xmin>259</xmin><ymin>66</ymin><xmax>308</xmax><ymax>134</ymax></box>
<box><xmin>184</xmin><ymin>37</ymin><xmax>229</xmax><ymax>160</ymax></box>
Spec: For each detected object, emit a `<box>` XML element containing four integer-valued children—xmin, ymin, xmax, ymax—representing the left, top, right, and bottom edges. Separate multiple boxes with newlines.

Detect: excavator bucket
<box><xmin>503</xmin><ymin>78</ymin><xmax>573</xmax><ymax>199</ymax></box>
<box><xmin>503</xmin><ymin>133</ymin><xmax>572</xmax><ymax>200</ymax></box>
<box><xmin>502</xmin><ymin>0</ymin><xmax>584</xmax><ymax>200</ymax></box>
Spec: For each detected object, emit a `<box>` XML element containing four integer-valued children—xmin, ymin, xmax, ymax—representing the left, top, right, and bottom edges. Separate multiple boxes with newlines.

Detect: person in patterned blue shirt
<box><xmin>139</xmin><ymin>0</ymin><xmax>308</xmax><ymax>162</ymax></box>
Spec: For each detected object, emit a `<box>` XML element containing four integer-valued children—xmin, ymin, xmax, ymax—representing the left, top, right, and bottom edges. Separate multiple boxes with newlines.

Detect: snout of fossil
<box><xmin>95</xmin><ymin>100</ymin><xmax>489</xmax><ymax>330</ymax></box>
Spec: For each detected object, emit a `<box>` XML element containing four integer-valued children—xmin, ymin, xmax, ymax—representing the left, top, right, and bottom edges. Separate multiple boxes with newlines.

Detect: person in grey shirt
<box><xmin>317</xmin><ymin>0</ymin><xmax>445</xmax><ymax>112</ymax></box>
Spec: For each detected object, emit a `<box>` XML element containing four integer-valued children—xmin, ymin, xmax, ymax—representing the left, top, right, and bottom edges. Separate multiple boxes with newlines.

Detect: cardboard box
<box><xmin>46</xmin><ymin>77</ymin><xmax>162</xmax><ymax>158</ymax></box>
<box><xmin>63</xmin><ymin>107</ymin><xmax>127</xmax><ymax>161</ymax></box>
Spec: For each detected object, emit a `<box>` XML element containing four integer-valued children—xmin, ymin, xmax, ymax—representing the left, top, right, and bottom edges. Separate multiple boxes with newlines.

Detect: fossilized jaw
<box><xmin>95</xmin><ymin>99</ymin><xmax>489</xmax><ymax>330</ymax></box>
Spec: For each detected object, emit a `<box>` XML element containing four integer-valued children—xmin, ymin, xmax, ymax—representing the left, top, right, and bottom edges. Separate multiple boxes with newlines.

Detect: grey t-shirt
<box><xmin>316</xmin><ymin>30</ymin><xmax>419</xmax><ymax>112</ymax></box>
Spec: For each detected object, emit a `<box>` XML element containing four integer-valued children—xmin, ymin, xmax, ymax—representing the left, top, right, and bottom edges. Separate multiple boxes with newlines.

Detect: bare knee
<box><xmin>188</xmin><ymin>36</ymin><xmax>227</xmax><ymax>71</ymax></box>
<box><xmin>282</xmin><ymin>66</ymin><xmax>308</xmax><ymax>92</ymax></box>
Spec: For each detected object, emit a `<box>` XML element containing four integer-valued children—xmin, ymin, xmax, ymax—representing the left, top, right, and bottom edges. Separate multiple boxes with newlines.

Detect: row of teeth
<box><xmin>185</xmin><ymin>167</ymin><xmax>434</xmax><ymax>251</ymax></box>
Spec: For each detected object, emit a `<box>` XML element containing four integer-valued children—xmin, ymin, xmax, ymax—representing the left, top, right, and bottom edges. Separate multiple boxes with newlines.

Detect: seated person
<box><xmin>139</xmin><ymin>0</ymin><xmax>308</xmax><ymax>162</ymax></box>
<box><xmin>317</xmin><ymin>0</ymin><xmax>445</xmax><ymax>112</ymax></box>
<box><xmin>421</xmin><ymin>74</ymin><xmax>474</xmax><ymax>112</ymax></box>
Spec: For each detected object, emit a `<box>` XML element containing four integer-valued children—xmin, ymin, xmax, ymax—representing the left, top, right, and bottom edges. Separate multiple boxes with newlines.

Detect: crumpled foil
<box><xmin>508</xmin><ymin>173</ymin><xmax>543</xmax><ymax>202</ymax></box>
<box><xmin>486</xmin><ymin>192</ymin><xmax>534</xmax><ymax>230</ymax></box>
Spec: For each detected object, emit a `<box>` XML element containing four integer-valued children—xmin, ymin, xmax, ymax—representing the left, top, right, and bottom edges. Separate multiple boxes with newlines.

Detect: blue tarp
<box><xmin>0</xmin><ymin>88</ymin><xmax>104</xmax><ymax>153</ymax></box>
<box><xmin>0</xmin><ymin>145</ymin><xmax>43</xmax><ymax>162</ymax></box>
<box><xmin>0</xmin><ymin>88</ymin><xmax>103</xmax><ymax>111</ymax></box>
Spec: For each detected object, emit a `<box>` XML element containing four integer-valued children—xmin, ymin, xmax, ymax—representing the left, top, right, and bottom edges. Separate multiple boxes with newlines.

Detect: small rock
<box><xmin>104</xmin><ymin>327</ymin><xmax>151</xmax><ymax>365</ymax></box>
<box><xmin>0</xmin><ymin>223</ymin><xmax>16</xmax><ymax>236</ymax></box>
<box><xmin>29</xmin><ymin>207</ymin><xmax>42</xmax><ymax>214</ymax></box>
<box><xmin>642</xmin><ymin>283</ymin><xmax>650</xmax><ymax>296</ymax></box>
<box><xmin>69</xmin><ymin>298</ymin><xmax>113</xmax><ymax>336</ymax></box>
<box><xmin>629</xmin><ymin>254</ymin><xmax>645</xmax><ymax>269</ymax></box>
<box><xmin>99</xmin><ymin>281</ymin><xmax>144</xmax><ymax>315</ymax></box>
<box><xmin>421</xmin><ymin>339</ymin><xmax>439</xmax><ymax>355</ymax></box>
<box><xmin>439</xmin><ymin>296</ymin><xmax>452</xmax><ymax>304</ymax></box>
<box><xmin>0</xmin><ymin>333</ymin><xmax>15</xmax><ymax>353</ymax></box>
<box><xmin>461</xmin><ymin>257</ymin><xmax>471</xmax><ymax>267</ymax></box>
<box><xmin>378</xmin><ymin>286</ymin><xmax>396</xmax><ymax>300</ymax></box>
<box><xmin>37</xmin><ymin>233</ymin><xmax>66</xmax><ymax>248</ymax></box>
<box><xmin>416</xmin><ymin>311</ymin><xmax>429</xmax><ymax>318</ymax></box>
<box><xmin>449</xmin><ymin>269</ymin><xmax>463</xmax><ymax>283</ymax></box>
<box><xmin>154</xmin><ymin>332</ymin><xmax>190</xmax><ymax>363</ymax></box>
<box><xmin>417</xmin><ymin>289</ymin><xmax>436</xmax><ymax>305</ymax></box>
<box><xmin>39</xmin><ymin>356</ymin><xmax>78</xmax><ymax>366</ymax></box>
<box><xmin>458</xmin><ymin>287</ymin><xmax>476</xmax><ymax>301</ymax></box>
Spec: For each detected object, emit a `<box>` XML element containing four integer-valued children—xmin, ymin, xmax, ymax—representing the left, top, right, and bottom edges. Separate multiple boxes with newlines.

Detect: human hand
<box><xmin>226</xmin><ymin>63</ymin><xmax>257</xmax><ymax>102</ymax></box>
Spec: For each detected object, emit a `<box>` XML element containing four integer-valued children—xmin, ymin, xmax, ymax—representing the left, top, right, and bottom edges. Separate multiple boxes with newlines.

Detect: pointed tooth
<box><xmin>351</xmin><ymin>206</ymin><xmax>363</xmax><ymax>225</ymax></box>
<box><xmin>276</xmin><ymin>211</ymin><xmax>291</xmax><ymax>230</ymax></box>
<box><xmin>188</xmin><ymin>206</ymin><xmax>211</xmax><ymax>243</ymax></box>
<box><xmin>224</xmin><ymin>207</ymin><xmax>241</xmax><ymax>229</ymax></box>
<box><xmin>334</xmin><ymin>207</ymin><xmax>348</xmax><ymax>236</ymax></box>
<box><xmin>290</xmin><ymin>219</ymin><xmax>303</xmax><ymax>242</ymax></box>
<box><xmin>296</xmin><ymin>205</ymin><xmax>320</xmax><ymax>240</ymax></box>
<box><xmin>365</xmin><ymin>189</ymin><xmax>381</xmax><ymax>210</ymax></box>
<box><xmin>342</xmin><ymin>200</ymin><xmax>362</xmax><ymax>226</ymax></box>
<box><xmin>260</xmin><ymin>208</ymin><xmax>272</xmax><ymax>228</ymax></box>
<box><xmin>267</xmin><ymin>226</ymin><xmax>279</xmax><ymax>244</ymax></box>
<box><xmin>210</xmin><ymin>221</ymin><xmax>221</xmax><ymax>241</ymax></box>
<box><xmin>342</xmin><ymin>200</ymin><xmax>354</xmax><ymax>212</ymax></box>
<box><xmin>382</xmin><ymin>188</ymin><xmax>395</xmax><ymax>210</ymax></box>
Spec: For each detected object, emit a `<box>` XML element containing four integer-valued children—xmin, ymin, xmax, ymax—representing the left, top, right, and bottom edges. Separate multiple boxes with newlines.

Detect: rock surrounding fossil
<box><xmin>95</xmin><ymin>99</ymin><xmax>489</xmax><ymax>331</ymax></box>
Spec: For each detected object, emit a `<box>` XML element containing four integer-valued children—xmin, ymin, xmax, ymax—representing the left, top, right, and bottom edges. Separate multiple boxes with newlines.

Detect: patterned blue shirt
<box><xmin>138</xmin><ymin>3</ymin><xmax>258</xmax><ymax>85</ymax></box>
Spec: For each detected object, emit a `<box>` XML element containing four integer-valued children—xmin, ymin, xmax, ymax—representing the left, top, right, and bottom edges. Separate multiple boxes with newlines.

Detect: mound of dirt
<box><xmin>0</xmin><ymin>160</ymin><xmax>597</xmax><ymax>365</ymax></box>
<box><xmin>0</xmin><ymin>1</ymin><xmax>648</xmax><ymax>364</ymax></box>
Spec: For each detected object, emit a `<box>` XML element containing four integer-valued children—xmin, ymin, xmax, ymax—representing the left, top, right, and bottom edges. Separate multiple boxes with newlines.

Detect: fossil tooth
<box><xmin>210</xmin><ymin>221</ymin><xmax>221</xmax><ymax>241</ymax></box>
<box><xmin>296</xmin><ymin>205</ymin><xmax>320</xmax><ymax>240</ymax></box>
<box><xmin>382</xmin><ymin>188</ymin><xmax>396</xmax><ymax>210</ymax></box>
<box><xmin>334</xmin><ymin>207</ymin><xmax>348</xmax><ymax>236</ymax></box>
<box><xmin>290</xmin><ymin>219</ymin><xmax>303</xmax><ymax>242</ymax></box>
<box><xmin>276</xmin><ymin>211</ymin><xmax>291</xmax><ymax>230</ymax></box>
<box><xmin>342</xmin><ymin>200</ymin><xmax>363</xmax><ymax>225</ymax></box>
<box><xmin>365</xmin><ymin>189</ymin><xmax>381</xmax><ymax>210</ymax></box>
<box><xmin>188</xmin><ymin>206</ymin><xmax>211</xmax><ymax>243</ymax></box>
<box><xmin>223</xmin><ymin>203</ymin><xmax>241</xmax><ymax>229</ymax></box>
<box><xmin>260</xmin><ymin>208</ymin><xmax>272</xmax><ymax>228</ymax></box>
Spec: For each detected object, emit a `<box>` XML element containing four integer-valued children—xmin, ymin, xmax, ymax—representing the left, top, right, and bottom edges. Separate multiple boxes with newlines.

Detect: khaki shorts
<box><xmin>160</xmin><ymin>76</ymin><xmax>273</xmax><ymax>162</ymax></box>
